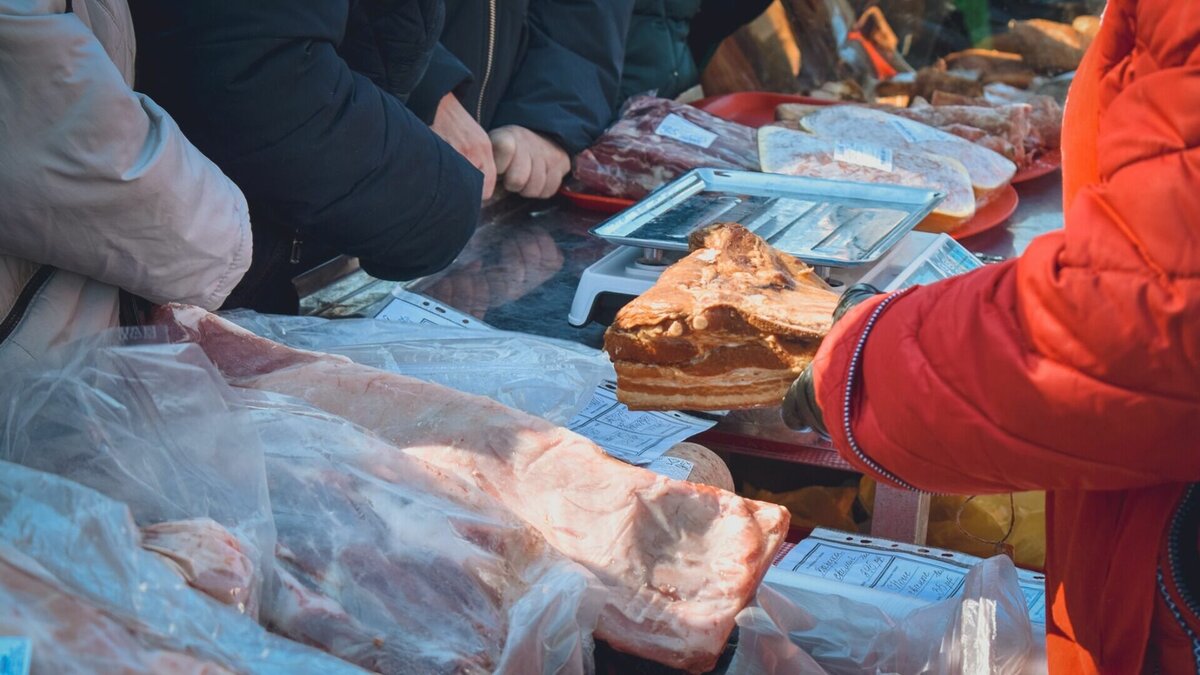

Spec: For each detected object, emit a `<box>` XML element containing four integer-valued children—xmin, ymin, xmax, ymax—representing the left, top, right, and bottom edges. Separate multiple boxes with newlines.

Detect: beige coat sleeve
<box><xmin>0</xmin><ymin>0</ymin><xmax>251</xmax><ymax>310</ymax></box>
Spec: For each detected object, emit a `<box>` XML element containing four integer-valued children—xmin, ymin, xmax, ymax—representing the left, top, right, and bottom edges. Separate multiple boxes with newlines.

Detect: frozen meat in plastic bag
<box><xmin>220</xmin><ymin>309</ymin><xmax>610</xmax><ymax>425</ymax></box>
<box><xmin>728</xmin><ymin>555</ymin><xmax>1038</xmax><ymax>674</ymax></box>
<box><xmin>0</xmin><ymin>461</ymin><xmax>366</xmax><ymax>674</ymax></box>
<box><xmin>0</xmin><ymin>541</ymin><xmax>235</xmax><ymax>675</ymax></box>
<box><xmin>0</xmin><ymin>339</ymin><xmax>275</xmax><ymax>618</ymax></box>
<box><xmin>243</xmin><ymin>391</ymin><xmax>602</xmax><ymax>675</ymax></box>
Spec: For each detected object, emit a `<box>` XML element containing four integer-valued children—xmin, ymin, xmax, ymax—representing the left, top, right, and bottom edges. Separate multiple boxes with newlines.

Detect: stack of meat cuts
<box><xmin>155</xmin><ymin>305</ymin><xmax>791</xmax><ymax>674</ymax></box>
<box><xmin>573</xmin><ymin>96</ymin><xmax>759</xmax><ymax>200</ymax></box>
<box><xmin>605</xmin><ymin>223</ymin><xmax>840</xmax><ymax>410</ymax></box>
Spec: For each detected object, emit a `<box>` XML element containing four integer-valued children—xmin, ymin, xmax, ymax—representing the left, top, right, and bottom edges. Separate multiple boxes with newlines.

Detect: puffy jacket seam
<box><xmin>197</xmin><ymin>191</ymin><xmax>252</xmax><ymax>309</ymax></box>
<box><xmin>840</xmin><ymin>287</ymin><xmax>923</xmax><ymax>493</ymax></box>
<box><xmin>1086</xmin><ymin>189</ymin><xmax>1173</xmax><ymax>281</ymax></box>
<box><xmin>1108</xmin><ymin>145</ymin><xmax>1199</xmax><ymax>187</ymax></box>
<box><xmin>1050</xmin><ymin>264</ymin><xmax>1200</xmax><ymax>281</ymax></box>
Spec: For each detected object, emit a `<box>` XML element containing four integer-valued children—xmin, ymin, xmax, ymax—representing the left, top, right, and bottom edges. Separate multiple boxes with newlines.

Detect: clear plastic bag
<box><xmin>1</xmin><ymin>329</ymin><xmax>601</xmax><ymax>674</ymax></box>
<box><xmin>729</xmin><ymin>555</ymin><xmax>1038</xmax><ymax>675</ymax></box>
<box><xmin>221</xmin><ymin>310</ymin><xmax>609</xmax><ymax>425</ymax></box>
<box><xmin>0</xmin><ymin>461</ymin><xmax>365</xmax><ymax>674</ymax></box>
<box><xmin>242</xmin><ymin>390</ymin><xmax>601</xmax><ymax>675</ymax></box>
<box><xmin>0</xmin><ymin>339</ymin><xmax>275</xmax><ymax>618</ymax></box>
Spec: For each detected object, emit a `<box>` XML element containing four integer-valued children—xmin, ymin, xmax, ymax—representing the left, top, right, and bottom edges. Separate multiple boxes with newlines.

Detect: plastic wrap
<box><xmin>221</xmin><ymin>310</ymin><xmax>609</xmax><ymax>426</ymax></box>
<box><xmin>729</xmin><ymin>555</ymin><xmax>1038</xmax><ymax>674</ymax></box>
<box><xmin>572</xmin><ymin>96</ymin><xmax>759</xmax><ymax>200</ymax></box>
<box><xmin>242</xmin><ymin>391</ymin><xmax>601</xmax><ymax>675</ymax></box>
<box><xmin>0</xmin><ymin>461</ymin><xmax>365</xmax><ymax>674</ymax></box>
<box><xmin>0</xmin><ymin>340</ymin><xmax>274</xmax><ymax>618</ymax></box>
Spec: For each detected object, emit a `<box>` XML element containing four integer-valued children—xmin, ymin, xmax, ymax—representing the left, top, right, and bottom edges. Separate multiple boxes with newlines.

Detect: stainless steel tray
<box><xmin>590</xmin><ymin>169</ymin><xmax>945</xmax><ymax>267</ymax></box>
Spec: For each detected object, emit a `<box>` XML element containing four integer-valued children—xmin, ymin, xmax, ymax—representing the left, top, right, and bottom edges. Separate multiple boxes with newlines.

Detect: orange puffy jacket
<box><xmin>811</xmin><ymin>1</ymin><xmax>1200</xmax><ymax>672</ymax></box>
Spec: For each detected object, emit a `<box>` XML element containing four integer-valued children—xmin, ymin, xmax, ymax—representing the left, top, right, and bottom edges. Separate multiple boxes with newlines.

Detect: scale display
<box><xmin>591</xmin><ymin>169</ymin><xmax>946</xmax><ymax>267</ymax></box>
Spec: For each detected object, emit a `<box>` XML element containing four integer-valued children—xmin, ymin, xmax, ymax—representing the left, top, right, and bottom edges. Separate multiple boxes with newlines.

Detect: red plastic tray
<box><xmin>693</xmin><ymin>91</ymin><xmax>836</xmax><ymax>126</ymax></box>
<box><xmin>1012</xmin><ymin>149</ymin><xmax>1062</xmax><ymax>184</ymax></box>
<box><xmin>558</xmin><ymin>186</ymin><xmax>634</xmax><ymax>214</ymax></box>
<box><xmin>946</xmin><ymin>184</ymin><xmax>1020</xmax><ymax>241</ymax></box>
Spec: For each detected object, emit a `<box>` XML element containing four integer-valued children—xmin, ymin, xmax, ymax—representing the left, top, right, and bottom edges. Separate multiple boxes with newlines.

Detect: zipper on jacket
<box><xmin>475</xmin><ymin>0</ymin><xmax>498</xmax><ymax>121</ymax></box>
<box><xmin>839</xmin><ymin>287</ymin><xmax>923</xmax><ymax>493</ymax></box>
<box><xmin>290</xmin><ymin>231</ymin><xmax>304</xmax><ymax>265</ymax></box>
<box><xmin>0</xmin><ymin>265</ymin><xmax>54</xmax><ymax>344</ymax></box>
<box><xmin>1159</xmin><ymin>483</ymin><xmax>1200</xmax><ymax>671</ymax></box>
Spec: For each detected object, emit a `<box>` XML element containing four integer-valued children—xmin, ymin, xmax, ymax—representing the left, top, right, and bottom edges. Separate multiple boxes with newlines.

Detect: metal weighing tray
<box><xmin>590</xmin><ymin>169</ymin><xmax>946</xmax><ymax>267</ymax></box>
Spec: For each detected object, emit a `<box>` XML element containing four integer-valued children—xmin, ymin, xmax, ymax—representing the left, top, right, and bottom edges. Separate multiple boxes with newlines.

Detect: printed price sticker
<box><xmin>834</xmin><ymin>142</ymin><xmax>894</xmax><ymax>172</ymax></box>
<box><xmin>655</xmin><ymin>114</ymin><xmax>718</xmax><ymax>148</ymax></box>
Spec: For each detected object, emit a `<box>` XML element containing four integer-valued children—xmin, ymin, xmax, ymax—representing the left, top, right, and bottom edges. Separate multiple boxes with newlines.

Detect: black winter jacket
<box><xmin>409</xmin><ymin>0</ymin><xmax>633</xmax><ymax>155</ymax></box>
<box><xmin>129</xmin><ymin>0</ymin><xmax>482</xmax><ymax>313</ymax></box>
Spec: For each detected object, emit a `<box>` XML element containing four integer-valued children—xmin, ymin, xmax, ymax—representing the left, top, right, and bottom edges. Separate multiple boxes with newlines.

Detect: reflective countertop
<box><xmin>304</xmin><ymin>171</ymin><xmax>1065</xmax><ymax>461</ymax></box>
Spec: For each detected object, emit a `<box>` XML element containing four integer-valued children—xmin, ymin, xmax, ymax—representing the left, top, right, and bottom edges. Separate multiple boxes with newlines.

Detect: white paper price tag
<box><xmin>655</xmin><ymin>114</ymin><xmax>718</xmax><ymax>148</ymax></box>
<box><xmin>645</xmin><ymin>456</ymin><xmax>695</xmax><ymax>481</ymax></box>
<box><xmin>834</xmin><ymin>142</ymin><xmax>894</xmax><ymax>172</ymax></box>
<box><xmin>567</xmin><ymin>381</ymin><xmax>715</xmax><ymax>464</ymax></box>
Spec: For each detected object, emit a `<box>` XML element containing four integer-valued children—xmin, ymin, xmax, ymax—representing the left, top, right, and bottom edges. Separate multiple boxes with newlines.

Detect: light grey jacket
<box><xmin>0</xmin><ymin>0</ymin><xmax>252</xmax><ymax>370</ymax></box>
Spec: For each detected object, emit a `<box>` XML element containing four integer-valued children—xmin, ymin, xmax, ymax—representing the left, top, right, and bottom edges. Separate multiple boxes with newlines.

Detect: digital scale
<box><xmin>569</xmin><ymin>169</ymin><xmax>983</xmax><ymax>326</ymax></box>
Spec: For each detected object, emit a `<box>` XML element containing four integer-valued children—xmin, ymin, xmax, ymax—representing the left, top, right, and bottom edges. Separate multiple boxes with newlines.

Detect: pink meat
<box><xmin>156</xmin><ymin>305</ymin><xmax>790</xmax><ymax>673</ymax></box>
<box><xmin>573</xmin><ymin>96</ymin><xmax>760</xmax><ymax>200</ymax></box>
<box><xmin>141</xmin><ymin>518</ymin><xmax>258</xmax><ymax>615</ymax></box>
<box><xmin>0</xmin><ymin>546</ymin><xmax>234</xmax><ymax>675</ymax></box>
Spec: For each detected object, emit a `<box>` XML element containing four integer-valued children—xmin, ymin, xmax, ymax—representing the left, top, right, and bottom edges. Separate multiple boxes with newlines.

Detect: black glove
<box><xmin>781</xmin><ymin>365</ymin><xmax>826</xmax><ymax>434</ymax></box>
<box><xmin>780</xmin><ymin>283</ymin><xmax>882</xmax><ymax>433</ymax></box>
<box><xmin>834</xmin><ymin>283</ymin><xmax>882</xmax><ymax>323</ymax></box>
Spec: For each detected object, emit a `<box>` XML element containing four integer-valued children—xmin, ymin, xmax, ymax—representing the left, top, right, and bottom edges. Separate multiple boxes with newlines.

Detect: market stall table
<box><xmin>301</xmin><ymin>169</ymin><xmax>1065</xmax><ymax>545</ymax></box>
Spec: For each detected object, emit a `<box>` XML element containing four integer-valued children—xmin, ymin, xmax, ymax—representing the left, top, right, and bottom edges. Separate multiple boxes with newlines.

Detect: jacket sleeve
<box><xmin>406</xmin><ymin>43</ymin><xmax>474</xmax><ymax>124</ymax></box>
<box><xmin>0</xmin><ymin>1</ymin><xmax>250</xmax><ymax>310</ymax></box>
<box><xmin>812</xmin><ymin>6</ymin><xmax>1200</xmax><ymax>494</ymax></box>
<box><xmin>132</xmin><ymin>3</ymin><xmax>481</xmax><ymax>282</ymax></box>
<box><xmin>490</xmin><ymin>0</ymin><xmax>634</xmax><ymax>154</ymax></box>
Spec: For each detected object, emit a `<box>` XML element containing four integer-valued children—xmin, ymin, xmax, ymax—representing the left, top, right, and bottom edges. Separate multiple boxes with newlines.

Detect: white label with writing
<box><xmin>567</xmin><ymin>381</ymin><xmax>716</xmax><ymax>465</ymax></box>
<box><xmin>645</xmin><ymin>456</ymin><xmax>695</xmax><ymax>481</ymax></box>
<box><xmin>773</xmin><ymin>528</ymin><xmax>1047</xmax><ymax>626</ymax></box>
<box><xmin>834</xmin><ymin>142</ymin><xmax>894</xmax><ymax>172</ymax></box>
<box><xmin>655</xmin><ymin>114</ymin><xmax>718</xmax><ymax>148</ymax></box>
<box><xmin>375</xmin><ymin>289</ymin><xmax>488</xmax><ymax>329</ymax></box>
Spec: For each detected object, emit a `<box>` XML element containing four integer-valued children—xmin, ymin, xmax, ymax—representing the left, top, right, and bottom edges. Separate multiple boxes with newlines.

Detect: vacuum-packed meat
<box><xmin>573</xmin><ymin>96</ymin><xmax>759</xmax><ymax>200</ymax></box>
<box><xmin>157</xmin><ymin>305</ymin><xmax>791</xmax><ymax>674</ymax></box>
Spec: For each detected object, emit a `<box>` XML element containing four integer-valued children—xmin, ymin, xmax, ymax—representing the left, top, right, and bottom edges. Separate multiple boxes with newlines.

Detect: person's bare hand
<box><xmin>431</xmin><ymin>93</ymin><xmax>496</xmax><ymax>199</ymax></box>
<box><xmin>489</xmin><ymin>125</ymin><xmax>571</xmax><ymax>199</ymax></box>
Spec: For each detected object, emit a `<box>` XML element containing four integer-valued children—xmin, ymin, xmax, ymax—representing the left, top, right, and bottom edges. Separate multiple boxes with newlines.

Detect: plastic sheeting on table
<box><xmin>729</xmin><ymin>555</ymin><xmax>1041</xmax><ymax>675</ymax></box>
<box><xmin>221</xmin><ymin>310</ymin><xmax>610</xmax><ymax>426</ymax></box>
<box><xmin>0</xmin><ymin>461</ymin><xmax>365</xmax><ymax>675</ymax></box>
<box><xmin>0</xmin><ymin>339</ymin><xmax>275</xmax><ymax>619</ymax></box>
<box><xmin>0</xmin><ymin>334</ymin><xmax>602</xmax><ymax>675</ymax></box>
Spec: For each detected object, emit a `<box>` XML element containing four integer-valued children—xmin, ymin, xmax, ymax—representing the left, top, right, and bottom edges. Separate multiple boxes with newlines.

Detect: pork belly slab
<box><xmin>155</xmin><ymin>305</ymin><xmax>789</xmax><ymax>673</ymax></box>
<box><xmin>605</xmin><ymin>223</ymin><xmax>840</xmax><ymax>411</ymax></box>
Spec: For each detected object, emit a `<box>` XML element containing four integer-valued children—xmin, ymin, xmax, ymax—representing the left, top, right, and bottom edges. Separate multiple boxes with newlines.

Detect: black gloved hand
<box><xmin>780</xmin><ymin>283</ymin><xmax>882</xmax><ymax>433</ymax></box>
<box><xmin>781</xmin><ymin>365</ymin><xmax>826</xmax><ymax>434</ymax></box>
<box><xmin>834</xmin><ymin>283</ymin><xmax>882</xmax><ymax>323</ymax></box>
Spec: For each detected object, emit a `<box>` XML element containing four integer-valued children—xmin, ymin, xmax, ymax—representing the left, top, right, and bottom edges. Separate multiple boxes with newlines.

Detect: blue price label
<box><xmin>0</xmin><ymin>638</ymin><xmax>30</xmax><ymax>675</ymax></box>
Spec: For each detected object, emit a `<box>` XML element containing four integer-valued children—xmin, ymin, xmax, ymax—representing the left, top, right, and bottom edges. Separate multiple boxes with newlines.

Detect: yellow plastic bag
<box><xmin>743</xmin><ymin>483</ymin><xmax>861</xmax><ymax>533</ymax></box>
<box><xmin>859</xmin><ymin>478</ymin><xmax>1046</xmax><ymax>569</ymax></box>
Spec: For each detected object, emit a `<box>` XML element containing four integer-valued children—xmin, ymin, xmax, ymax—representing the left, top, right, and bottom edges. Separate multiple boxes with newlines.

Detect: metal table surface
<box><xmin>304</xmin><ymin>169</ymin><xmax>1065</xmax><ymax>543</ymax></box>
